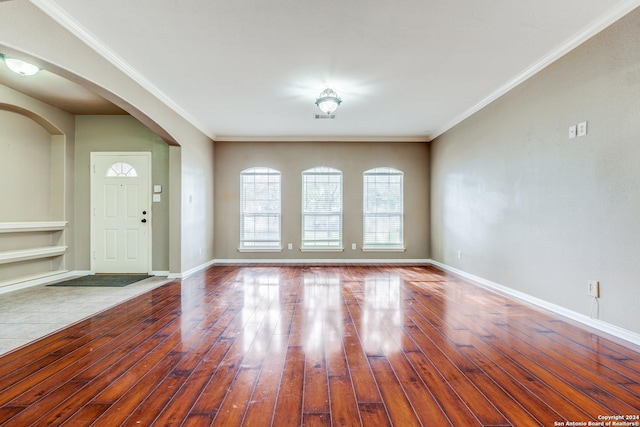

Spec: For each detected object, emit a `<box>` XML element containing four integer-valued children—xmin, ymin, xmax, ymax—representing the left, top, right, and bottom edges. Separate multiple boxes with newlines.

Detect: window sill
<box><xmin>361</xmin><ymin>247</ymin><xmax>406</xmax><ymax>252</ymax></box>
<box><xmin>300</xmin><ymin>247</ymin><xmax>344</xmax><ymax>253</ymax></box>
<box><xmin>237</xmin><ymin>247</ymin><xmax>283</xmax><ymax>253</ymax></box>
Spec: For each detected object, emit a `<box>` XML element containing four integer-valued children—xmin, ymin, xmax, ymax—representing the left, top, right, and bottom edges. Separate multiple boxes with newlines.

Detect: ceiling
<box><xmin>0</xmin><ymin>64</ymin><xmax>126</xmax><ymax>115</ymax></box>
<box><xmin>3</xmin><ymin>0</ymin><xmax>639</xmax><ymax>141</ymax></box>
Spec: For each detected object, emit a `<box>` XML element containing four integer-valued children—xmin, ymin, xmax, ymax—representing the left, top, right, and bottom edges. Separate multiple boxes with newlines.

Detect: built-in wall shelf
<box><xmin>0</xmin><ymin>246</ymin><xmax>68</xmax><ymax>265</ymax></box>
<box><xmin>0</xmin><ymin>270</ymin><xmax>69</xmax><ymax>290</ymax></box>
<box><xmin>0</xmin><ymin>221</ymin><xmax>67</xmax><ymax>233</ymax></box>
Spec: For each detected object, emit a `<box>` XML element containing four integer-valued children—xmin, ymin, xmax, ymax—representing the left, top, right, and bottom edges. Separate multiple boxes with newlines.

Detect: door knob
<box><xmin>142</xmin><ymin>210</ymin><xmax>147</xmax><ymax>215</ymax></box>
<box><xmin>141</xmin><ymin>218</ymin><xmax>147</xmax><ymax>223</ymax></box>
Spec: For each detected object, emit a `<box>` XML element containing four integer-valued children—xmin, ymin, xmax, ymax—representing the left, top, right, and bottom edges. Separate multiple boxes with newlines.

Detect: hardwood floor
<box><xmin>0</xmin><ymin>264</ymin><xmax>638</xmax><ymax>426</ymax></box>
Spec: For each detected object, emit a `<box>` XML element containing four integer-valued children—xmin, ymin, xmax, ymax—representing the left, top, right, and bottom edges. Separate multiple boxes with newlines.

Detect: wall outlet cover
<box><xmin>577</xmin><ymin>121</ymin><xmax>587</xmax><ymax>137</ymax></box>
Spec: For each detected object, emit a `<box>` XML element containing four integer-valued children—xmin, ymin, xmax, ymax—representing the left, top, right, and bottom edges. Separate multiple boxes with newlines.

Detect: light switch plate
<box><xmin>153</xmin><ymin>194</ymin><xmax>161</xmax><ymax>202</ymax></box>
<box><xmin>587</xmin><ymin>280</ymin><xmax>599</xmax><ymax>298</ymax></box>
<box><xmin>569</xmin><ymin>125</ymin><xmax>577</xmax><ymax>139</ymax></box>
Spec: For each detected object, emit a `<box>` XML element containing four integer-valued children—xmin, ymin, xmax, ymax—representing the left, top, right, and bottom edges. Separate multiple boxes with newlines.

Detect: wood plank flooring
<box><xmin>0</xmin><ymin>264</ymin><xmax>638</xmax><ymax>426</ymax></box>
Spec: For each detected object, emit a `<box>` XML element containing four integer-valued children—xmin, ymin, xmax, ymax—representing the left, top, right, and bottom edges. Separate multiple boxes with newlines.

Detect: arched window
<box><xmin>302</xmin><ymin>167</ymin><xmax>342</xmax><ymax>250</ymax></box>
<box><xmin>363</xmin><ymin>167</ymin><xmax>404</xmax><ymax>250</ymax></box>
<box><xmin>105</xmin><ymin>162</ymin><xmax>138</xmax><ymax>177</ymax></box>
<box><xmin>240</xmin><ymin>167</ymin><xmax>281</xmax><ymax>249</ymax></box>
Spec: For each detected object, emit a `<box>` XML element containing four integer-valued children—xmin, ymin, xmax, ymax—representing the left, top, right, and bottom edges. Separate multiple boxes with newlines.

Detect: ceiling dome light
<box><xmin>315</xmin><ymin>88</ymin><xmax>342</xmax><ymax>115</ymax></box>
<box><xmin>1</xmin><ymin>55</ymin><xmax>40</xmax><ymax>76</ymax></box>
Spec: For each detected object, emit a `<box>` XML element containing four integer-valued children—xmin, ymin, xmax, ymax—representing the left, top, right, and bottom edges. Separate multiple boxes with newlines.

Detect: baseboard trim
<box><xmin>167</xmin><ymin>258</ymin><xmax>430</xmax><ymax>279</ymax></box>
<box><xmin>168</xmin><ymin>259</ymin><xmax>217</xmax><ymax>279</ymax></box>
<box><xmin>0</xmin><ymin>270</ymin><xmax>90</xmax><ymax>295</ymax></box>
<box><xmin>213</xmin><ymin>258</ymin><xmax>431</xmax><ymax>265</ymax></box>
<box><xmin>73</xmin><ymin>270</ymin><xmax>93</xmax><ymax>277</ymax></box>
<box><xmin>428</xmin><ymin>259</ymin><xmax>640</xmax><ymax>347</ymax></box>
<box><xmin>151</xmin><ymin>270</ymin><xmax>170</xmax><ymax>277</ymax></box>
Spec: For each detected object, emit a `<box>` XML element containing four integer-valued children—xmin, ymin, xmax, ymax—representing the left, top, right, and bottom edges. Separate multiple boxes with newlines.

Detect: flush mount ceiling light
<box><xmin>0</xmin><ymin>54</ymin><xmax>40</xmax><ymax>76</ymax></box>
<box><xmin>315</xmin><ymin>88</ymin><xmax>342</xmax><ymax>115</ymax></box>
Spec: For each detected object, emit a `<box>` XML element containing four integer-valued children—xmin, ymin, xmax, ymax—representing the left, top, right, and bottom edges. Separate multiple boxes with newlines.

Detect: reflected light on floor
<box><xmin>362</xmin><ymin>273</ymin><xmax>403</xmax><ymax>355</ymax></box>
<box><xmin>303</xmin><ymin>271</ymin><xmax>343</xmax><ymax>355</ymax></box>
<box><xmin>241</xmin><ymin>271</ymin><xmax>282</xmax><ymax>355</ymax></box>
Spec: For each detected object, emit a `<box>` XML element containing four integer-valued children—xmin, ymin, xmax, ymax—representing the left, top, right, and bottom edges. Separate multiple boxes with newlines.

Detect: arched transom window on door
<box><xmin>105</xmin><ymin>162</ymin><xmax>138</xmax><ymax>177</ymax></box>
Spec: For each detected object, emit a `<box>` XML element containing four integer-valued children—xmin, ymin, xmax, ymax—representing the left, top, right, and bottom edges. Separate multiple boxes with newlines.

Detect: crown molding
<box><xmin>29</xmin><ymin>0</ymin><xmax>215</xmax><ymax>140</ymax></box>
<box><xmin>430</xmin><ymin>0</ymin><xmax>640</xmax><ymax>141</ymax></box>
<box><xmin>215</xmin><ymin>135</ymin><xmax>429</xmax><ymax>143</ymax></box>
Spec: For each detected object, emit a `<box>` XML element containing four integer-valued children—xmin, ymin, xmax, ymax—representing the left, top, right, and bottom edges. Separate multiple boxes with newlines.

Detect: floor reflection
<box><xmin>361</xmin><ymin>272</ymin><xmax>403</xmax><ymax>355</ymax></box>
<box><xmin>302</xmin><ymin>269</ymin><xmax>343</xmax><ymax>355</ymax></box>
<box><xmin>180</xmin><ymin>277</ymin><xmax>209</xmax><ymax>351</ymax></box>
<box><xmin>234</xmin><ymin>268</ymin><xmax>405</xmax><ymax>359</ymax></box>
<box><xmin>241</xmin><ymin>269</ymin><xmax>282</xmax><ymax>356</ymax></box>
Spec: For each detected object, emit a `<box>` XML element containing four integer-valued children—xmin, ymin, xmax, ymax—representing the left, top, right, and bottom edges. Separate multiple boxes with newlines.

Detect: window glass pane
<box><xmin>240</xmin><ymin>168</ymin><xmax>281</xmax><ymax>248</ymax></box>
<box><xmin>363</xmin><ymin>168</ymin><xmax>403</xmax><ymax>248</ymax></box>
<box><xmin>302</xmin><ymin>167</ymin><xmax>342</xmax><ymax>248</ymax></box>
<box><xmin>105</xmin><ymin>162</ymin><xmax>138</xmax><ymax>177</ymax></box>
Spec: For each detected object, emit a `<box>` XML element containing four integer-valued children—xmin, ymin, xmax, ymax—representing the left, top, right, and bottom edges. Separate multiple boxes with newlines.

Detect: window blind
<box><xmin>302</xmin><ymin>167</ymin><xmax>342</xmax><ymax>249</ymax></box>
<box><xmin>363</xmin><ymin>168</ymin><xmax>404</xmax><ymax>249</ymax></box>
<box><xmin>240</xmin><ymin>167</ymin><xmax>281</xmax><ymax>249</ymax></box>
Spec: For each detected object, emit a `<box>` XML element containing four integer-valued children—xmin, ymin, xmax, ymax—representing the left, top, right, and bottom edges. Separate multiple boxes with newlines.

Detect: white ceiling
<box><xmin>8</xmin><ymin>0</ymin><xmax>640</xmax><ymax>141</ymax></box>
<box><xmin>0</xmin><ymin>65</ymin><xmax>126</xmax><ymax>115</ymax></box>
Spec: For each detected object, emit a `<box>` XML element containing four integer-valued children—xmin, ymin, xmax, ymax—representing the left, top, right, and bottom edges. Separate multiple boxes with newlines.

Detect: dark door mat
<box><xmin>47</xmin><ymin>275</ymin><xmax>152</xmax><ymax>288</ymax></box>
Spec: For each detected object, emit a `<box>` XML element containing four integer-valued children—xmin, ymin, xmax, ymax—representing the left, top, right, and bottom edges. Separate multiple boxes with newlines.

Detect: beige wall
<box><xmin>0</xmin><ymin>110</ymin><xmax>53</xmax><ymax>221</ymax></box>
<box><xmin>0</xmin><ymin>110</ymin><xmax>57</xmax><ymax>283</ymax></box>
<box><xmin>74</xmin><ymin>115</ymin><xmax>170</xmax><ymax>272</ymax></box>
<box><xmin>180</xmin><ymin>137</ymin><xmax>215</xmax><ymax>272</ymax></box>
<box><xmin>0</xmin><ymin>83</ymin><xmax>76</xmax><ymax>283</ymax></box>
<box><xmin>214</xmin><ymin>141</ymin><xmax>429</xmax><ymax>261</ymax></box>
<box><xmin>430</xmin><ymin>9</ymin><xmax>640</xmax><ymax>334</ymax></box>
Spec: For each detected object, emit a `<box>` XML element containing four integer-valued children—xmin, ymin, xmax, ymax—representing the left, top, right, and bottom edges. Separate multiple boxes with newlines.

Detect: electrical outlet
<box><xmin>351</xmin><ymin>243</ymin><xmax>357</xmax><ymax>250</ymax></box>
<box><xmin>457</xmin><ymin>250</ymin><xmax>462</xmax><ymax>259</ymax></box>
<box><xmin>587</xmin><ymin>280</ymin><xmax>600</xmax><ymax>298</ymax></box>
<box><xmin>577</xmin><ymin>121</ymin><xmax>587</xmax><ymax>137</ymax></box>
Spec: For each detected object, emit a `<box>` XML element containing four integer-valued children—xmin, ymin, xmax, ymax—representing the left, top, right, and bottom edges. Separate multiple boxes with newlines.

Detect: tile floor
<box><xmin>0</xmin><ymin>276</ymin><xmax>170</xmax><ymax>355</ymax></box>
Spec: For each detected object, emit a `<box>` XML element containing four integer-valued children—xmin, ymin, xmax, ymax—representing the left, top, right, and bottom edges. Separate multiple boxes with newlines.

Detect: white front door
<box><xmin>91</xmin><ymin>152</ymin><xmax>151</xmax><ymax>274</ymax></box>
